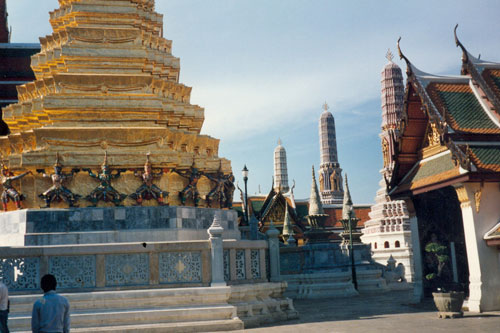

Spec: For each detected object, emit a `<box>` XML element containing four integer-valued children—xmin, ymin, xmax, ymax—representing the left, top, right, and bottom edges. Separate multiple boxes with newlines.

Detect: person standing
<box><xmin>0</xmin><ymin>281</ymin><xmax>9</xmax><ymax>333</ymax></box>
<box><xmin>31</xmin><ymin>274</ymin><xmax>70</xmax><ymax>333</ymax></box>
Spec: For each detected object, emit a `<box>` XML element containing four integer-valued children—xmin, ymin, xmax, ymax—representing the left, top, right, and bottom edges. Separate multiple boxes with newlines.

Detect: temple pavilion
<box><xmin>384</xmin><ymin>27</ymin><xmax>500</xmax><ymax>311</ymax></box>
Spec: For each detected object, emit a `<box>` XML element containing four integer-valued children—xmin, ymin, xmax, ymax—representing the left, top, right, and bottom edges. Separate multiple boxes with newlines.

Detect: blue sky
<box><xmin>6</xmin><ymin>0</ymin><xmax>500</xmax><ymax>203</ymax></box>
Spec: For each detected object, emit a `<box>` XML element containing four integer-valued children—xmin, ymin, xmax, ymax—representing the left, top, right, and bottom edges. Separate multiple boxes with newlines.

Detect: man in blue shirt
<box><xmin>31</xmin><ymin>274</ymin><xmax>70</xmax><ymax>333</ymax></box>
<box><xmin>0</xmin><ymin>281</ymin><xmax>9</xmax><ymax>333</ymax></box>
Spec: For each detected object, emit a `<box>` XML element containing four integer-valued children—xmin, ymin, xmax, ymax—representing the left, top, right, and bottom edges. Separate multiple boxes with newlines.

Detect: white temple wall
<box><xmin>455</xmin><ymin>182</ymin><xmax>500</xmax><ymax>312</ymax></box>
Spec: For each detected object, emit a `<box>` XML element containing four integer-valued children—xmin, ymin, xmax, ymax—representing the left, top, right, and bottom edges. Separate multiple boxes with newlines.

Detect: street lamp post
<box><xmin>242</xmin><ymin>165</ymin><xmax>249</xmax><ymax>226</ymax></box>
<box><xmin>348</xmin><ymin>210</ymin><xmax>358</xmax><ymax>290</ymax></box>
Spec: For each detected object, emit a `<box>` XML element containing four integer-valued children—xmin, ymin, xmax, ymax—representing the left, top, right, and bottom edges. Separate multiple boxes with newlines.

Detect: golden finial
<box><xmin>322</xmin><ymin>102</ymin><xmax>329</xmax><ymax>112</ymax></box>
<box><xmin>386</xmin><ymin>48</ymin><xmax>394</xmax><ymax>62</ymax></box>
<box><xmin>278</xmin><ymin>138</ymin><xmax>282</xmax><ymax>146</ymax></box>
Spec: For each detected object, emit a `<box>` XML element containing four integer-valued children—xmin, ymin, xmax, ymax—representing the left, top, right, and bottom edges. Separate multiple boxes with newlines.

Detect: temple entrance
<box><xmin>413</xmin><ymin>186</ymin><xmax>469</xmax><ymax>296</ymax></box>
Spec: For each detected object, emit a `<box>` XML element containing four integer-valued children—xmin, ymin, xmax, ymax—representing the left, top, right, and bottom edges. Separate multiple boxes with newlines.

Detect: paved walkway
<box><xmin>229</xmin><ymin>290</ymin><xmax>500</xmax><ymax>333</ymax></box>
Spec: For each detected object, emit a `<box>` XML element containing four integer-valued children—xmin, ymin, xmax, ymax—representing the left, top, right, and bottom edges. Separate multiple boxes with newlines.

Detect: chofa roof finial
<box><xmin>397</xmin><ymin>37</ymin><xmax>413</xmax><ymax>76</ymax></box>
<box><xmin>454</xmin><ymin>24</ymin><xmax>469</xmax><ymax>64</ymax></box>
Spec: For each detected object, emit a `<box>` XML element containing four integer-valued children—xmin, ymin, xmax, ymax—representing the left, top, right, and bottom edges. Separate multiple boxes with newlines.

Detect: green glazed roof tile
<box><xmin>438</xmin><ymin>90</ymin><xmax>497</xmax><ymax>130</ymax></box>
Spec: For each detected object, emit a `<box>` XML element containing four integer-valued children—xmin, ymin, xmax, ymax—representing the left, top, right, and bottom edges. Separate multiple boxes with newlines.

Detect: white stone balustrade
<box><xmin>0</xmin><ymin>238</ymin><xmax>269</xmax><ymax>294</ymax></box>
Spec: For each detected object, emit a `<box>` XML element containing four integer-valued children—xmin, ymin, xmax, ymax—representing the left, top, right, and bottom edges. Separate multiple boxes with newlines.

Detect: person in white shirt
<box><xmin>0</xmin><ymin>281</ymin><xmax>9</xmax><ymax>333</ymax></box>
<box><xmin>31</xmin><ymin>275</ymin><xmax>70</xmax><ymax>333</ymax></box>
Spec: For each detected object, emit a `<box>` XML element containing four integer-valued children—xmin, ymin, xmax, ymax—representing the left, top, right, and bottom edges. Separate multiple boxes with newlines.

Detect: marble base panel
<box><xmin>0</xmin><ymin>206</ymin><xmax>240</xmax><ymax>246</ymax></box>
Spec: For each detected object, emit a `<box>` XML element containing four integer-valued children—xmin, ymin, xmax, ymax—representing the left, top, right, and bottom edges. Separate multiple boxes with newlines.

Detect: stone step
<box><xmin>14</xmin><ymin>318</ymin><xmax>244</xmax><ymax>333</ymax></box>
<box><xmin>9</xmin><ymin>304</ymin><xmax>239</xmax><ymax>330</ymax></box>
<box><xmin>9</xmin><ymin>286</ymin><xmax>231</xmax><ymax>314</ymax></box>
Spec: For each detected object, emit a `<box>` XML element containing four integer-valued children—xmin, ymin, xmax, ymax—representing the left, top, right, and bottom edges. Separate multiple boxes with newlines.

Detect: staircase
<box><xmin>8</xmin><ymin>286</ymin><xmax>244</xmax><ymax>332</ymax></box>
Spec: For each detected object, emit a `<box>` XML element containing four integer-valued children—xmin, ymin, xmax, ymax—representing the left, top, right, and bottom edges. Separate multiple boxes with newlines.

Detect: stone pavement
<box><xmin>227</xmin><ymin>290</ymin><xmax>500</xmax><ymax>333</ymax></box>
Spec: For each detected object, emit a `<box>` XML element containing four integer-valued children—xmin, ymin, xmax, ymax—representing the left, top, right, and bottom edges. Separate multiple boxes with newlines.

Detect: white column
<box><xmin>409</xmin><ymin>214</ymin><xmax>423</xmax><ymax>302</ymax></box>
<box><xmin>266</xmin><ymin>222</ymin><xmax>281</xmax><ymax>282</ymax></box>
<box><xmin>455</xmin><ymin>183</ymin><xmax>500</xmax><ymax>312</ymax></box>
<box><xmin>208</xmin><ymin>212</ymin><xmax>226</xmax><ymax>287</ymax></box>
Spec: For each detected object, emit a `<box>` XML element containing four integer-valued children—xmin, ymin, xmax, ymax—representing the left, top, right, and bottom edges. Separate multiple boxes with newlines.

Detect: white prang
<box><xmin>274</xmin><ymin>139</ymin><xmax>289</xmax><ymax>193</ymax></box>
<box><xmin>361</xmin><ymin>51</ymin><xmax>415</xmax><ymax>284</ymax></box>
<box><xmin>318</xmin><ymin>102</ymin><xmax>344</xmax><ymax>205</ymax></box>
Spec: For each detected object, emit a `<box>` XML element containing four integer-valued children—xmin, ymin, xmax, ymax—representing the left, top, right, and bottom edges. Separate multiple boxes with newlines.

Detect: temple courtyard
<box><xmin>228</xmin><ymin>291</ymin><xmax>500</xmax><ymax>333</ymax></box>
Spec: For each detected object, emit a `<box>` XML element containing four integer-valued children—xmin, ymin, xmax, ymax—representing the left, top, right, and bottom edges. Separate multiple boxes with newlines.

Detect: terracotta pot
<box><xmin>432</xmin><ymin>291</ymin><xmax>465</xmax><ymax>318</ymax></box>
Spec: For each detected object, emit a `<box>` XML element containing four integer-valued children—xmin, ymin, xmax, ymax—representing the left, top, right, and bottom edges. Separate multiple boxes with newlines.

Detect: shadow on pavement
<box><xmin>266</xmin><ymin>290</ymin><xmax>436</xmax><ymax>327</ymax></box>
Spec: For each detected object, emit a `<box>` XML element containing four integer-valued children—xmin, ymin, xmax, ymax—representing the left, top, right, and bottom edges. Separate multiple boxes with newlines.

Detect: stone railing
<box><xmin>222</xmin><ymin>240</ymin><xmax>268</xmax><ymax>284</ymax></box>
<box><xmin>0</xmin><ymin>238</ymin><xmax>270</xmax><ymax>294</ymax></box>
<box><xmin>279</xmin><ymin>242</ymin><xmax>374</xmax><ymax>275</ymax></box>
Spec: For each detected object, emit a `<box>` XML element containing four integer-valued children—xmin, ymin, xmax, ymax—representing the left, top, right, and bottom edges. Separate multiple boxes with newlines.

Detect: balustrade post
<box><xmin>207</xmin><ymin>212</ymin><xmax>226</xmax><ymax>286</ymax></box>
<box><xmin>266</xmin><ymin>221</ymin><xmax>281</xmax><ymax>282</ymax></box>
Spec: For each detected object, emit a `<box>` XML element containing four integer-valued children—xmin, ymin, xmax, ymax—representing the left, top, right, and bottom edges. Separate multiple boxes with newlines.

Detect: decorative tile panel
<box><xmin>280</xmin><ymin>252</ymin><xmax>302</xmax><ymax>273</ymax></box>
<box><xmin>0</xmin><ymin>257</ymin><xmax>40</xmax><ymax>291</ymax></box>
<box><xmin>49</xmin><ymin>256</ymin><xmax>96</xmax><ymax>289</ymax></box>
<box><xmin>235</xmin><ymin>250</ymin><xmax>246</xmax><ymax>280</ymax></box>
<box><xmin>105</xmin><ymin>253</ymin><xmax>149</xmax><ymax>286</ymax></box>
<box><xmin>223</xmin><ymin>250</ymin><xmax>230</xmax><ymax>281</ymax></box>
<box><xmin>159</xmin><ymin>252</ymin><xmax>202</xmax><ymax>284</ymax></box>
<box><xmin>250</xmin><ymin>250</ymin><xmax>260</xmax><ymax>279</ymax></box>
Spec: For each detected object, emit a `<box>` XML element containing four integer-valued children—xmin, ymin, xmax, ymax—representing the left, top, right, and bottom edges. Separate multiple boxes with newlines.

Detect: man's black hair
<box><xmin>40</xmin><ymin>274</ymin><xmax>57</xmax><ymax>293</ymax></box>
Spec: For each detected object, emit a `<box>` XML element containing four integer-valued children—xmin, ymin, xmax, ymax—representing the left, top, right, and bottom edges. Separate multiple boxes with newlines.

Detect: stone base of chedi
<box><xmin>0</xmin><ymin>0</ymin><xmax>233</xmax><ymax>210</ymax></box>
<box><xmin>0</xmin><ymin>206</ymin><xmax>241</xmax><ymax>246</ymax></box>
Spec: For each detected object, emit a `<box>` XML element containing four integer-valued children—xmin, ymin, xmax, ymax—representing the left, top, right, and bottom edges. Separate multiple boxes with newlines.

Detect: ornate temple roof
<box><xmin>389</xmin><ymin>30</ymin><xmax>500</xmax><ymax>196</ymax></box>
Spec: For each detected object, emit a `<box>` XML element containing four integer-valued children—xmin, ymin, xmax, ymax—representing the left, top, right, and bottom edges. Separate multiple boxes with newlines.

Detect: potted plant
<box><xmin>425</xmin><ymin>242</ymin><xmax>464</xmax><ymax>318</ymax></box>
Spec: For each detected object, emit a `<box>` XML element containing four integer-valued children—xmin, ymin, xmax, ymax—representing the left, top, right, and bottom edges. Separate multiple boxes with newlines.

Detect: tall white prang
<box><xmin>318</xmin><ymin>102</ymin><xmax>343</xmax><ymax>205</ymax></box>
<box><xmin>361</xmin><ymin>50</ymin><xmax>415</xmax><ymax>284</ymax></box>
<box><xmin>274</xmin><ymin>139</ymin><xmax>289</xmax><ymax>193</ymax></box>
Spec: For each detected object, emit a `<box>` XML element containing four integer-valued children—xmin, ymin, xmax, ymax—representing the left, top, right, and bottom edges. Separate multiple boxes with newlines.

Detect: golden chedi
<box><xmin>0</xmin><ymin>0</ymin><xmax>232</xmax><ymax>210</ymax></box>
